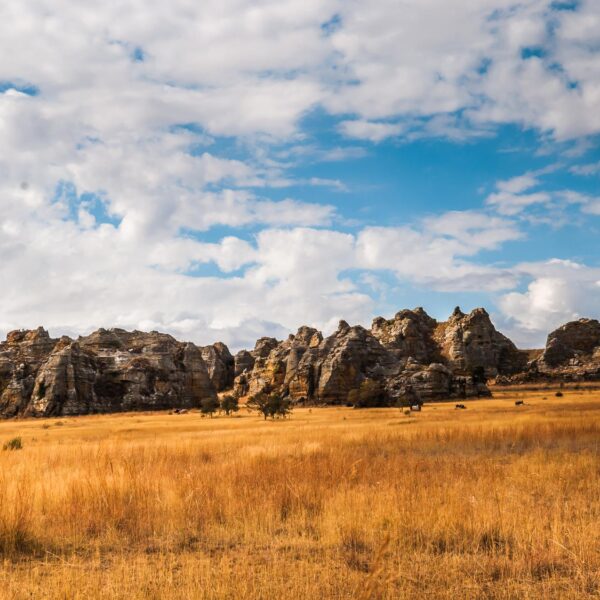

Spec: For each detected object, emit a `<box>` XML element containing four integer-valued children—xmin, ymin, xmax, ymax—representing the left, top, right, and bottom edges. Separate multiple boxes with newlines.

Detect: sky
<box><xmin>1</xmin><ymin>0</ymin><xmax>599</xmax><ymax>350</ymax></box>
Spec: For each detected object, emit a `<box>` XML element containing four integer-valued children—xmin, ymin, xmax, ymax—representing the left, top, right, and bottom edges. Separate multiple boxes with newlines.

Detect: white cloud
<box><xmin>1</xmin><ymin>0</ymin><xmax>600</xmax><ymax>353</ymax></box>
<box><xmin>338</xmin><ymin>120</ymin><xmax>405</xmax><ymax>143</ymax></box>
<box><xmin>486</xmin><ymin>190</ymin><xmax>552</xmax><ymax>216</ymax></box>
<box><xmin>571</xmin><ymin>160</ymin><xmax>600</xmax><ymax>176</ymax></box>
<box><xmin>356</xmin><ymin>211</ymin><xmax>522</xmax><ymax>292</ymax></box>
<box><xmin>498</xmin><ymin>259</ymin><xmax>600</xmax><ymax>344</ymax></box>
<box><xmin>497</xmin><ymin>174</ymin><xmax>539</xmax><ymax>194</ymax></box>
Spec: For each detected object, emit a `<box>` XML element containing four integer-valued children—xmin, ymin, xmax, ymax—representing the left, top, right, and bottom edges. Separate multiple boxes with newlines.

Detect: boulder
<box><xmin>541</xmin><ymin>319</ymin><xmax>600</xmax><ymax>367</ymax></box>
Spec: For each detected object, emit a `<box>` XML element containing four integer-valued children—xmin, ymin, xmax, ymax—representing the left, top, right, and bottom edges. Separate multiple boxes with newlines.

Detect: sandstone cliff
<box><xmin>232</xmin><ymin>307</ymin><xmax>513</xmax><ymax>406</ymax></box>
<box><xmin>0</xmin><ymin>328</ymin><xmax>216</xmax><ymax>417</ymax></box>
<box><xmin>4</xmin><ymin>308</ymin><xmax>600</xmax><ymax>417</ymax></box>
<box><xmin>434</xmin><ymin>307</ymin><xmax>528</xmax><ymax>377</ymax></box>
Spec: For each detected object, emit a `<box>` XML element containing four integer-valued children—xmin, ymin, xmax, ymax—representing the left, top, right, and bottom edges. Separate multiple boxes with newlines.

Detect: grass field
<box><xmin>0</xmin><ymin>390</ymin><xmax>598</xmax><ymax>599</ymax></box>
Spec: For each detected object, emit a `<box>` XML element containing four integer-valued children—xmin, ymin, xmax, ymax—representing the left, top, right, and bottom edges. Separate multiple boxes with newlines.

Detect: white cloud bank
<box><xmin>1</xmin><ymin>0</ymin><xmax>600</xmax><ymax>349</ymax></box>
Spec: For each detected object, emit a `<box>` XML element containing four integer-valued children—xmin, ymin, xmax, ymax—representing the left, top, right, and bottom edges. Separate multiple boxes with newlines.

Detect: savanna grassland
<box><xmin>0</xmin><ymin>390</ymin><xmax>598</xmax><ymax>599</ymax></box>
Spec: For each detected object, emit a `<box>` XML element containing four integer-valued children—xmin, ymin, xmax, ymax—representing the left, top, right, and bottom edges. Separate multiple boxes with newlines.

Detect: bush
<box><xmin>247</xmin><ymin>392</ymin><xmax>292</xmax><ymax>420</ymax></box>
<box><xmin>200</xmin><ymin>396</ymin><xmax>219</xmax><ymax>418</ymax></box>
<box><xmin>555</xmin><ymin>391</ymin><xmax>564</xmax><ymax>398</ymax></box>
<box><xmin>220</xmin><ymin>395</ymin><xmax>239</xmax><ymax>416</ymax></box>
<box><xmin>3</xmin><ymin>437</ymin><xmax>22</xmax><ymax>451</ymax></box>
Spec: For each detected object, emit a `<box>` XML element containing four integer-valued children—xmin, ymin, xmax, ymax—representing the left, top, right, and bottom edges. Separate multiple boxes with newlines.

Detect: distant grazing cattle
<box><xmin>515</xmin><ymin>400</ymin><xmax>524</xmax><ymax>406</ymax></box>
<box><xmin>455</xmin><ymin>404</ymin><xmax>467</xmax><ymax>409</ymax></box>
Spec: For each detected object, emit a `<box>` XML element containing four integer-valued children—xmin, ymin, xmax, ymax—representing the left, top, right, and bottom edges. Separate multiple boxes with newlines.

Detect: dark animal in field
<box><xmin>515</xmin><ymin>400</ymin><xmax>524</xmax><ymax>406</ymax></box>
<box><xmin>455</xmin><ymin>404</ymin><xmax>467</xmax><ymax>409</ymax></box>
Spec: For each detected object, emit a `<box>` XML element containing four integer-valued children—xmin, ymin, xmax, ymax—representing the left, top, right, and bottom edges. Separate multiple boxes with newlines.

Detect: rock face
<box><xmin>5</xmin><ymin>308</ymin><xmax>600</xmax><ymax>417</ymax></box>
<box><xmin>541</xmin><ymin>319</ymin><xmax>600</xmax><ymax>367</ymax></box>
<box><xmin>232</xmin><ymin>307</ymin><xmax>517</xmax><ymax>406</ymax></box>
<box><xmin>371</xmin><ymin>307</ymin><xmax>440</xmax><ymax>363</ymax></box>
<box><xmin>201</xmin><ymin>342</ymin><xmax>234</xmax><ymax>391</ymax></box>
<box><xmin>0</xmin><ymin>328</ymin><xmax>217</xmax><ymax>417</ymax></box>
<box><xmin>496</xmin><ymin>318</ymin><xmax>600</xmax><ymax>384</ymax></box>
<box><xmin>434</xmin><ymin>307</ymin><xmax>527</xmax><ymax>377</ymax></box>
<box><xmin>0</xmin><ymin>328</ymin><xmax>58</xmax><ymax>417</ymax></box>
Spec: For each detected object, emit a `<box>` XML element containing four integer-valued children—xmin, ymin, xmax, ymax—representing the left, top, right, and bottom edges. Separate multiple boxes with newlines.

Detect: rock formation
<box><xmin>496</xmin><ymin>318</ymin><xmax>600</xmax><ymax>384</ymax></box>
<box><xmin>434</xmin><ymin>307</ymin><xmax>528</xmax><ymax>377</ymax></box>
<box><xmin>232</xmin><ymin>307</ymin><xmax>515</xmax><ymax>406</ymax></box>
<box><xmin>4</xmin><ymin>308</ymin><xmax>600</xmax><ymax>417</ymax></box>
<box><xmin>371</xmin><ymin>307</ymin><xmax>440</xmax><ymax>363</ymax></box>
<box><xmin>0</xmin><ymin>327</ymin><xmax>58</xmax><ymax>417</ymax></box>
<box><xmin>201</xmin><ymin>342</ymin><xmax>234</xmax><ymax>391</ymax></box>
<box><xmin>541</xmin><ymin>319</ymin><xmax>600</xmax><ymax>368</ymax></box>
<box><xmin>0</xmin><ymin>328</ymin><xmax>216</xmax><ymax>417</ymax></box>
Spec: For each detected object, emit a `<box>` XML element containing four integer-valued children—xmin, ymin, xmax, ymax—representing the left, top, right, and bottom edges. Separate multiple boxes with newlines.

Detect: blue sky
<box><xmin>0</xmin><ymin>0</ymin><xmax>599</xmax><ymax>349</ymax></box>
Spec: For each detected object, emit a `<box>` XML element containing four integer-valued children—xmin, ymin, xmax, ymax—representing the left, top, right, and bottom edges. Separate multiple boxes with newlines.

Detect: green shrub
<box><xmin>200</xmin><ymin>396</ymin><xmax>219</xmax><ymax>418</ymax></box>
<box><xmin>220</xmin><ymin>394</ymin><xmax>239</xmax><ymax>416</ymax></box>
<box><xmin>247</xmin><ymin>392</ymin><xmax>292</xmax><ymax>420</ymax></box>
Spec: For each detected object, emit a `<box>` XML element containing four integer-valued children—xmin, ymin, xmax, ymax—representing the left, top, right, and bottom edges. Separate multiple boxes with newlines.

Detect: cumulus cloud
<box><xmin>498</xmin><ymin>259</ymin><xmax>600</xmax><ymax>345</ymax></box>
<box><xmin>357</xmin><ymin>212</ymin><xmax>522</xmax><ymax>292</ymax></box>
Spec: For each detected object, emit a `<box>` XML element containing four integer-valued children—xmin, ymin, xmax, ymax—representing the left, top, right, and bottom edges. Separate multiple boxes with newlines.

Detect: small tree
<box><xmin>272</xmin><ymin>394</ymin><xmax>292</xmax><ymax>419</ymax></box>
<box><xmin>248</xmin><ymin>391</ymin><xmax>292</xmax><ymax>420</ymax></box>
<box><xmin>247</xmin><ymin>391</ymin><xmax>269</xmax><ymax>420</ymax></box>
<box><xmin>200</xmin><ymin>396</ymin><xmax>219</xmax><ymax>418</ymax></box>
<box><xmin>220</xmin><ymin>394</ymin><xmax>239</xmax><ymax>416</ymax></box>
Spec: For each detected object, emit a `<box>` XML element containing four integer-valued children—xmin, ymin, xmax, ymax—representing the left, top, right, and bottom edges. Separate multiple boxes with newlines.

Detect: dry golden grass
<box><xmin>0</xmin><ymin>390</ymin><xmax>598</xmax><ymax>599</ymax></box>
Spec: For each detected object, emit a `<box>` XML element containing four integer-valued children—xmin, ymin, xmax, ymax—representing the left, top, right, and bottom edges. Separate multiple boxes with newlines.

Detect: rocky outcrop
<box><xmin>234</xmin><ymin>307</ymin><xmax>514</xmax><ymax>406</ymax></box>
<box><xmin>434</xmin><ymin>307</ymin><xmax>527</xmax><ymax>377</ymax></box>
<box><xmin>0</xmin><ymin>328</ymin><xmax>216</xmax><ymax>417</ymax></box>
<box><xmin>371</xmin><ymin>307</ymin><xmax>440</xmax><ymax>364</ymax></box>
<box><xmin>385</xmin><ymin>362</ymin><xmax>490</xmax><ymax>403</ymax></box>
<box><xmin>233</xmin><ymin>327</ymin><xmax>323</xmax><ymax>398</ymax></box>
<box><xmin>495</xmin><ymin>318</ymin><xmax>600</xmax><ymax>385</ymax></box>
<box><xmin>310</xmin><ymin>321</ymin><xmax>392</xmax><ymax>404</ymax></box>
<box><xmin>5</xmin><ymin>308</ymin><xmax>600</xmax><ymax>416</ymax></box>
<box><xmin>234</xmin><ymin>350</ymin><xmax>255</xmax><ymax>378</ymax></box>
<box><xmin>0</xmin><ymin>327</ymin><xmax>58</xmax><ymax>417</ymax></box>
<box><xmin>540</xmin><ymin>319</ymin><xmax>600</xmax><ymax>367</ymax></box>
